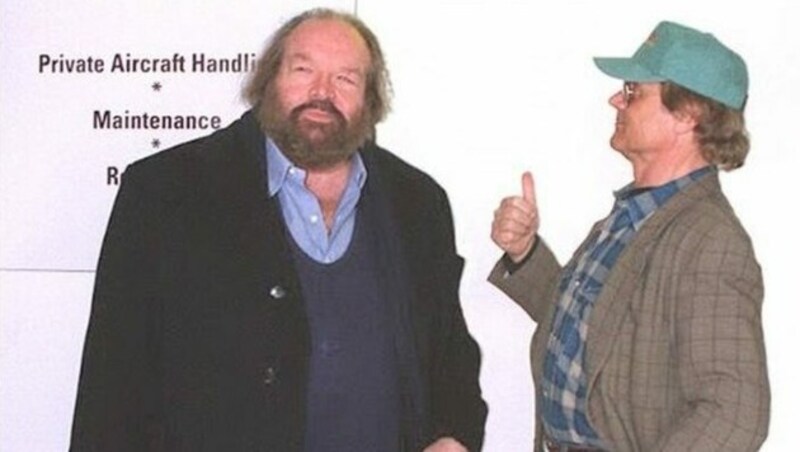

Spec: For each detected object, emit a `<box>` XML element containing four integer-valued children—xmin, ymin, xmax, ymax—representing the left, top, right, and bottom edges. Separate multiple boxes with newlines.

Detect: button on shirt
<box><xmin>540</xmin><ymin>166</ymin><xmax>714</xmax><ymax>448</ymax></box>
<box><xmin>266</xmin><ymin>139</ymin><xmax>367</xmax><ymax>264</ymax></box>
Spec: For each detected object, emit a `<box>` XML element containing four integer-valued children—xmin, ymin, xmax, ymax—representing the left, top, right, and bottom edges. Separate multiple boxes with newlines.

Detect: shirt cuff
<box><xmin>500</xmin><ymin>236</ymin><xmax>539</xmax><ymax>275</ymax></box>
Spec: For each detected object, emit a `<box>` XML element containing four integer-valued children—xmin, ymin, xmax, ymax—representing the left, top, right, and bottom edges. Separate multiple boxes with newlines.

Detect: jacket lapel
<box><xmin>206</xmin><ymin>111</ymin><xmax>309</xmax><ymax>357</ymax></box>
<box><xmin>360</xmin><ymin>146</ymin><xmax>427</xmax><ymax>449</ymax></box>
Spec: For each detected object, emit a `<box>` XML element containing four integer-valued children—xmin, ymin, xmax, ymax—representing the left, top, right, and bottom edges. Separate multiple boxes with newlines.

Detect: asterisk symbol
<box><xmin>152</xmin><ymin>81</ymin><xmax>162</xmax><ymax>91</ymax></box>
<box><xmin>151</xmin><ymin>138</ymin><xmax>161</xmax><ymax>149</ymax></box>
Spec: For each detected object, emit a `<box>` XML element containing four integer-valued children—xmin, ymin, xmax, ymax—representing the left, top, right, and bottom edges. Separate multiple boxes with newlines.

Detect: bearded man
<box><xmin>71</xmin><ymin>8</ymin><xmax>486</xmax><ymax>452</ymax></box>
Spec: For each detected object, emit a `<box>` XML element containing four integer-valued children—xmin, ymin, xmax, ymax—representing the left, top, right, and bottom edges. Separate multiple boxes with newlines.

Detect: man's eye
<box><xmin>337</xmin><ymin>74</ymin><xmax>357</xmax><ymax>85</ymax></box>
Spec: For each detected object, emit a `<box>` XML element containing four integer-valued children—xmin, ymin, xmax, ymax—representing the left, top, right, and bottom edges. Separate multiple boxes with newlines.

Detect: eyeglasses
<box><xmin>621</xmin><ymin>82</ymin><xmax>639</xmax><ymax>105</ymax></box>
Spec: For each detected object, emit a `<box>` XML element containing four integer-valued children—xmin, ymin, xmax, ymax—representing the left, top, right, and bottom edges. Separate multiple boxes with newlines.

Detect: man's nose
<box><xmin>310</xmin><ymin>74</ymin><xmax>334</xmax><ymax>100</ymax></box>
<box><xmin>609</xmin><ymin>90</ymin><xmax>626</xmax><ymax>110</ymax></box>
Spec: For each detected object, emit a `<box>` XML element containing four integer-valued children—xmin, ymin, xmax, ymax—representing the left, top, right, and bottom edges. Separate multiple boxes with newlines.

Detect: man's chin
<box><xmin>609</xmin><ymin>135</ymin><xmax>625</xmax><ymax>152</ymax></box>
<box><xmin>296</xmin><ymin>122</ymin><xmax>339</xmax><ymax>143</ymax></box>
<box><xmin>297</xmin><ymin>135</ymin><xmax>342</xmax><ymax>154</ymax></box>
<box><xmin>609</xmin><ymin>141</ymin><xmax>635</xmax><ymax>162</ymax></box>
<box><xmin>290</xmin><ymin>146</ymin><xmax>357</xmax><ymax>171</ymax></box>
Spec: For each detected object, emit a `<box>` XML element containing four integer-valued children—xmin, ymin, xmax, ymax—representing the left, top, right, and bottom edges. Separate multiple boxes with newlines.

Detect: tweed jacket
<box><xmin>71</xmin><ymin>110</ymin><xmax>487</xmax><ymax>451</ymax></box>
<box><xmin>489</xmin><ymin>173</ymin><xmax>769</xmax><ymax>451</ymax></box>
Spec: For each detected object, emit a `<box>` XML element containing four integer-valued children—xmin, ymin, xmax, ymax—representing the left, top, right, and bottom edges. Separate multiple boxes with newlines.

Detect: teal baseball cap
<box><xmin>594</xmin><ymin>21</ymin><xmax>748</xmax><ymax>110</ymax></box>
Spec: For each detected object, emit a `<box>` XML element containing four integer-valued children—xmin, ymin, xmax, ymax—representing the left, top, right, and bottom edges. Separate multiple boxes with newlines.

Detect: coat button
<box><xmin>269</xmin><ymin>285</ymin><xmax>286</xmax><ymax>300</ymax></box>
<box><xmin>264</xmin><ymin>367</ymin><xmax>277</xmax><ymax>385</ymax></box>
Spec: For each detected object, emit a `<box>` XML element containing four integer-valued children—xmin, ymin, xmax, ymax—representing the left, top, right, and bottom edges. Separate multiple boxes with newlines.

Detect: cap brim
<box><xmin>593</xmin><ymin>57</ymin><xmax>665</xmax><ymax>82</ymax></box>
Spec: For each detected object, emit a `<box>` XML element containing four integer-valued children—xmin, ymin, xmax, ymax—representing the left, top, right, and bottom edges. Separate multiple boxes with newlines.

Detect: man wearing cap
<box><xmin>488</xmin><ymin>22</ymin><xmax>769</xmax><ymax>451</ymax></box>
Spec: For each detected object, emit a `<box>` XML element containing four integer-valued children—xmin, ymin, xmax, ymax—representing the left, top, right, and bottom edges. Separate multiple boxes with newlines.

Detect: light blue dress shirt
<box><xmin>265</xmin><ymin>139</ymin><xmax>367</xmax><ymax>264</ymax></box>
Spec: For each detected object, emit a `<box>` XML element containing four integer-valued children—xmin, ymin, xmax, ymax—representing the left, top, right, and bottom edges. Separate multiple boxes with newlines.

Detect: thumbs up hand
<box><xmin>490</xmin><ymin>171</ymin><xmax>539</xmax><ymax>262</ymax></box>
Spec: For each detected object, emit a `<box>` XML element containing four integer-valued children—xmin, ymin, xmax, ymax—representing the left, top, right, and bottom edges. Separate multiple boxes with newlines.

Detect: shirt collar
<box><xmin>612</xmin><ymin>165</ymin><xmax>715</xmax><ymax>231</ymax></box>
<box><xmin>265</xmin><ymin>137</ymin><xmax>367</xmax><ymax>197</ymax></box>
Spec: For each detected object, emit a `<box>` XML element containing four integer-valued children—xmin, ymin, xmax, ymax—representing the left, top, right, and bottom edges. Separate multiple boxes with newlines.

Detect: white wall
<box><xmin>2</xmin><ymin>1</ymin><xmax>797</xmax><ymax>450</ymax></box>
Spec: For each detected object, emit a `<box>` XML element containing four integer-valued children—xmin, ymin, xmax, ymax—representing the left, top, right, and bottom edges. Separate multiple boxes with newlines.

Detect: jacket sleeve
<box><xmin>70</xmin><ymin>165</ymin><xmax>165</xmax><ymax>451</ymax></box>
<box><xmin>656</xmin><ymin>223</ymin><xmax>770</xmax><ymax>452</ymax></box>
<box><xmin>487</xmin><ymin>239</ymin><xmax>562</xmax><ymax>324</ymax></box>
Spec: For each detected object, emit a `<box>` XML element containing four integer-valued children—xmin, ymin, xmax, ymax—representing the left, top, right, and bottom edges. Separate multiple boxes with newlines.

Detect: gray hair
<box><xmin>243</xmin><ymin>8</ymin><xmax>392</xmax><ymax>125</ymax></box>
<box><xmin>661</xmin><ymin>82</ymin><xmax>750</xmax><ymax>171</ymax></box>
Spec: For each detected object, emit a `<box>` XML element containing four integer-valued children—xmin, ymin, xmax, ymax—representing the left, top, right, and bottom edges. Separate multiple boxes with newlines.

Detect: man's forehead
<box><xmin>279</xmin><ymin>19</ymin><xmax>371</xmax><ymax>75</ymax></box>
<box><xmin>285</xmin><ymin>18</ymin><xmax>367</xmax><ymax>51</ymax></box>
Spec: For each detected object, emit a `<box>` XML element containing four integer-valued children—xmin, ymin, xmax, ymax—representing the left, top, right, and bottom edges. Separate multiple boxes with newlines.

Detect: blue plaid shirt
<box><xmin>540</xmin><ymin>166</ymin><xmax>713</xmax><ymax>447</ymax></box>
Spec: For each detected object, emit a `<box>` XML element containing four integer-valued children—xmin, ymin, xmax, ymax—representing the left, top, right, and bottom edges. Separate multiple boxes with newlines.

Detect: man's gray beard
<box><xmin>257</xmin><ymin>85</ymin><xmax>375</xmax><ymax>170</ymax></box>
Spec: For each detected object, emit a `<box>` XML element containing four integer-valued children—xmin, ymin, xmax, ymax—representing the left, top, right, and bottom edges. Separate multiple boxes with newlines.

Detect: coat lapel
<box><xmin>359</xmin><ymin>146</ymin><xmax>427</xmax><ymax>449</ymax></box>
<box><xmin>205</xmin><ymin>110</ymin><xmax>309</xmax><ymax>357</ymax></box>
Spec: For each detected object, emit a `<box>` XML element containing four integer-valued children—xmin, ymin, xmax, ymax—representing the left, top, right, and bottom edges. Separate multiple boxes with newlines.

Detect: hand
<box><xmin>423</xmin><ymin>436</ymin><xmax>468</xmax><ymax>452</ymax></box>
<box><xmin>491</xmin><ymin>171</ymin><xmax>539</xmax><ymax>262</ymax></box>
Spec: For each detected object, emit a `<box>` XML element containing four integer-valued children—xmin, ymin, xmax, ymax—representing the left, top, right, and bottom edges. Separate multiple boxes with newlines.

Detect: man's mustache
<box><xmin>290</xmin><ymin>100</ymin><xmax>347</xmax><ymax>124</ymax></box>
